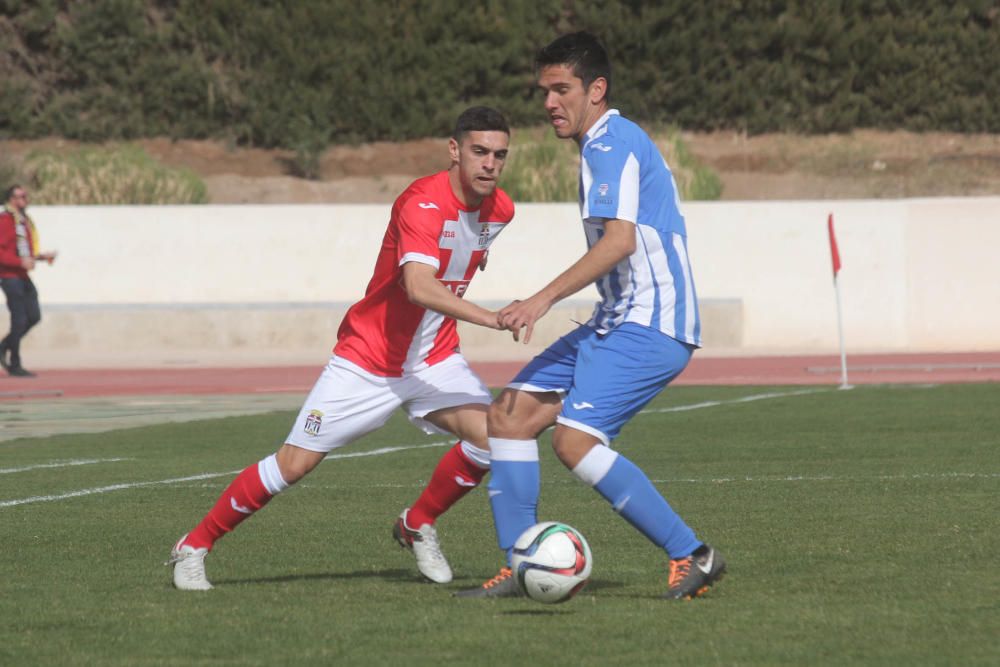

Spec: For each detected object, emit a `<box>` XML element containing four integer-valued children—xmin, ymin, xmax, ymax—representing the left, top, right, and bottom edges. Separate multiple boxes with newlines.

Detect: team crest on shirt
<box><xmin>303</xmin><ymin>409</ymin><xmax>323</xmax><ymax>436</ymax></box>
<box><xmin>478</xmin><ymin>223</ymin><xmax>492</xmax><ymax>247</ymax></box>
<box><xmin>595</xmin><ymin>183</ymin><xmax>614</xmax><ymax>206</ymax></box>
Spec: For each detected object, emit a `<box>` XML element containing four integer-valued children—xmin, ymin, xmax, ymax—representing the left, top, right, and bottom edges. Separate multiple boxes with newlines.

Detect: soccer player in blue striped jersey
<box><xmin>457</xmin><ymin>32</ymin><xmax>725</xmax><ymax>600</ymax></box>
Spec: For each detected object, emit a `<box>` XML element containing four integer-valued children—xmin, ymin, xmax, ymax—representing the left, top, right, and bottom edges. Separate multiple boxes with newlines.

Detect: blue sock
<box><xmin>487</xmin><ymin>438</ymin><xmax>540</xmax><ymax>565</ymax></box>
<box><xmin>577</xmin><ymin>447</ymin><xmax>701</xmax><ymax>559</ymax></box>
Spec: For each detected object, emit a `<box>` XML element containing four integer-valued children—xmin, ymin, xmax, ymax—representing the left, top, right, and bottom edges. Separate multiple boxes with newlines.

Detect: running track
<box><xmin>2</xmin><ymin>351</ymin><xmax>998</xmax><ymax>400</ymax></box>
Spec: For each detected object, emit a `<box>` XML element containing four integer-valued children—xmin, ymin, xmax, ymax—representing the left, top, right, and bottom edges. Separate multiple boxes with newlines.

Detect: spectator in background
<box><xmin>0</xmin><ymin>185</ymin><xmax>57</xmax><ymax>377</ymax></box>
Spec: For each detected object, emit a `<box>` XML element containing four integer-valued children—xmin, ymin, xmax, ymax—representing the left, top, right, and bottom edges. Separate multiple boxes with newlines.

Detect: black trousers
<box><xmin>1</xmin><ymin>277</ymin><xmax>42</xmax><ymax>368</ymax></box>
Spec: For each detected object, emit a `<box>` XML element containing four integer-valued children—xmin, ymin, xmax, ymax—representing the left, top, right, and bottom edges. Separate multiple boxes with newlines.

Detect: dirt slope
<box><xmin>4</xmin><ymin>130</ymin><xmax>999</xmax><ymax>203</ymax></box>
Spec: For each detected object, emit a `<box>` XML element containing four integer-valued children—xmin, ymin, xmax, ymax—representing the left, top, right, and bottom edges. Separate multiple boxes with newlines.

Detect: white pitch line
<box><xmin>0</xmin><ymin>389</ymin><xmax>859</xmax><ymax>509</ymax></box>
<box><xmin>0</xmin><ymin>470</ymin><xmax>241</xmax><ymax>508</ymax></box>
<box><xmin>652</xmin><ymin>472</ymin><xmax>1000</xmax><ymax>484</ymax></box>
<box><xmin>322</xmin><ymin>442</ymin><xmax>449</xmax><ymax>461</ymax></box>
<box><xmin>640</xmin><ymin>387</ymin><xmax>831</xmax><ymax>414</ymax></box>
<box><xmin>0</xmin><ymin>458</ymin><xmax>132</xmax><ymax>475</ymax></box>
<box><xmin>0</xmin><ymin>443</ymin><xmax>450</xmax><ymax>508</ymax></box>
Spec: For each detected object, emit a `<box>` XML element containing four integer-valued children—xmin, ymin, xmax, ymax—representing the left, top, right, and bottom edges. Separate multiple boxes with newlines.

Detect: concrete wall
<box><xmin>21</xmin><ymin>197</ymin><xmax>1000</xmax><ymax>367</ymax></box>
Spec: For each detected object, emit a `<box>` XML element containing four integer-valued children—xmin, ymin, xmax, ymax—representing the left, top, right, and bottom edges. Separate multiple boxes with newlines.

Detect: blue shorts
<box><xmin>509</xmin><ymin>323</ymin><xmax>694</xmax><ymax>445</ymax></box>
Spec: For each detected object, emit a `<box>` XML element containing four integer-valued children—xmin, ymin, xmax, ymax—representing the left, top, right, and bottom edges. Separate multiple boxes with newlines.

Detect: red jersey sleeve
<box><xmin>395</xmin><ymin>198</ymin><xmax>445</xmax><ymax>270</ymax></box>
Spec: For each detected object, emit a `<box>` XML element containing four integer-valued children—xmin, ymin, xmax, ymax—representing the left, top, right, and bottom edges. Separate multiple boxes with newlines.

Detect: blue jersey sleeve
<box><xmin>582</xmin><ymin>138</ymin><xmax>640</xmax><ymax>223</ymax></box>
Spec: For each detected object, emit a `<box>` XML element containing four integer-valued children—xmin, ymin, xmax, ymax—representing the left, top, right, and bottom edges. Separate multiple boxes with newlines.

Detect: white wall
<box><xmin>24</xmin><ymin>197</ymin><xmax>1000</xmax><ymax>362</ymax></box>
<box><xmin>675</xmin><ymin>197</ymin><xmax>1000</xmax><ymax>352</ymax></box>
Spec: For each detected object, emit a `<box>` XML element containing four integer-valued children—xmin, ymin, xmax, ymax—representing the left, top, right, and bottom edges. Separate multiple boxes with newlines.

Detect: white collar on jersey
<box><xmin>584</xmin><ymin>108</ymin><xmax>621</xmax><ymax>144</ymax></box>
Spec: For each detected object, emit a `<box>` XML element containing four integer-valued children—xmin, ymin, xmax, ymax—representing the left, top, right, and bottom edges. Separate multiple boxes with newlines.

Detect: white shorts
<box><xmin>285</xmin><ymin>354</ymin><xmax>491</xmax><ymax>453</ymax></box>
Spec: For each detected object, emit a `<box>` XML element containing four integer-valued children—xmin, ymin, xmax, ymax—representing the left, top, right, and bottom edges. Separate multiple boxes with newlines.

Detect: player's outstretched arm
<box><xmin>401</xmin><ymin>261</ymin><xmax>502</xmax><ymax>329</ymax></box>
<box><xmin>500</xmin><ymin>218</ymin><xmax>635</xmax><ymax>344</ymax></box>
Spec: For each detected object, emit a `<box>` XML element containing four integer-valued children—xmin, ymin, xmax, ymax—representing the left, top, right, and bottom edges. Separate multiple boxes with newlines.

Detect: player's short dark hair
<box><xmin>536</xmin><ymin>31</ymin><xmax>612</xmax><ymax>102</ymax></box>
<box><xmin>452</xmin><ymin>106</ymin><xmax>510</xmax><ymax>141</ymax></box>
<box><xmin>3</xmin><ymin>184</ymin><xmax>24</xmax><ymax>204</ymax></box>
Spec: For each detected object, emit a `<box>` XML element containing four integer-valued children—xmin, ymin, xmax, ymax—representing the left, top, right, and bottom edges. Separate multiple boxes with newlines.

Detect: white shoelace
<box><xmin>420</xmin><ymin>530</ymin><xmax>447</xmax><ymax>564</ymax></box>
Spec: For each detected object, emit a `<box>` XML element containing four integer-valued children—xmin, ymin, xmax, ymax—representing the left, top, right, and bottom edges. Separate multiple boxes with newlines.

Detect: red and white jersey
<box><xmin>334</xmin><ymin>170</ymin><xmax>515</xmax><ymax>377</ymax></box>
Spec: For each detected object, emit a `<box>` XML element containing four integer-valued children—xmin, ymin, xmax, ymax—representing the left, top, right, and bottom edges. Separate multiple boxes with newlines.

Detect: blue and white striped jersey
<box><xmin>579</xmin><ymin>109</ymin><xmax>701</xmax><ymax>346</ymax></box>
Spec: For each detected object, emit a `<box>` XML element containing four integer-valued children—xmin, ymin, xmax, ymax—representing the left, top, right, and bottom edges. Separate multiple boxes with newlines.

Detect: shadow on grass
<box><xmin>465</xmin><ymin>579</ymin><xmax>627</xmax><ymax>613</ymax></box>
<box><xmin>444</xmin><ymin>577</ymin><xmax>624</xmax><ymax>604</ymax></box>
<box><xmin>578</xmin><ymin>579</ymin><xmax>624</xmax><ymax>593</ymax></box>
<box><xmin>218</xmin><ymin>567</ymin><xmax>415</xmax><ymax>586</ymax></box>
<box><xmin>215</xmin><ymin>572</ymin><xmax>628</xmax><ymax>599</ymax></box>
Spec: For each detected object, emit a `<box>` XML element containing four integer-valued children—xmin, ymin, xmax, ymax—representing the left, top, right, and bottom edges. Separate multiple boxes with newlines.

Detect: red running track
<box><xmin>1</xmin><ymin>351</ymin><xmax>998</xmax><ymax>400</ymax></box>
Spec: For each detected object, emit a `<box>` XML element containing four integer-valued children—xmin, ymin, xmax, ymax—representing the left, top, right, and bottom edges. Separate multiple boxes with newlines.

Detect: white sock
<box><xmin>258</xmin><ymin>454</ymin><xmax>289</xmax><ymax>495</ymax></box>
<box><xmin>460</xmin><ymin>440</ymin><xmax>491</xmax><ymax>469</ymax></box>
<box><xmin>571</xmin><ymin>445</ymin><xmax>619</xmax><ymax>487</ymax></box>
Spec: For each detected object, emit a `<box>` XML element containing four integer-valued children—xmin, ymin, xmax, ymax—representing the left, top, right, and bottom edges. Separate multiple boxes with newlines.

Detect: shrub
<box><xmin>3</xmin><ymin>2</ymin><xmax>998</xmax><ymax>145</ymax></box>
<box><xmin>501</xmin><ymin>126</ymin><xmax>723</xmax><ymax>202</ymax></box>
<box><xmin>500</xmin><ymin>128</ymin><xmax>579</xmax><ymax>202</ymax></box>
<box><xmin>25</xmin><ymin>145</ymin><xmax>208</xmax><ymax>205</ymax></box>
<box><xmin>659</xmin><ymin>129</ymin><xmax>725</xmax><ymax>201</ymax></box>
<box><xmin>0</xmin><ymin>156</ymin><xmax>20</xmax><ymax>194</ymax></box>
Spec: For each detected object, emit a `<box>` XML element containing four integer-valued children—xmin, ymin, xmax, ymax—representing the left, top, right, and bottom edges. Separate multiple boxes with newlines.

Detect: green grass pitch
<box><xmin>2</xmin><ymin>384</ymin><xmax>998</xmax><ymax>665</ymax></box>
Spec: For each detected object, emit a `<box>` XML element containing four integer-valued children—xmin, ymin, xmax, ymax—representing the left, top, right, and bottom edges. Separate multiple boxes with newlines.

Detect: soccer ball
<box><xmin>511</xmin><ymin>522</ymin><xmax>592</xmax><ymax>604</ymax></box>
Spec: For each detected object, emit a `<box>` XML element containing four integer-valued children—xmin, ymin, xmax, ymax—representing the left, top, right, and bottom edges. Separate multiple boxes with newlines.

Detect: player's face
<box><xmin>9</xmin><ymin>188</ymin><xmax>28</xmax><ymax>211</ymax></box>
<box><xmin>450</xmin><ymin>130</ymin><xmax>510</xmax><ymax>205</ymax></box>
<box><xmin>538</xmin><ymin>64</ymin><xmax>607</xmax><ymax>143</ymax></box>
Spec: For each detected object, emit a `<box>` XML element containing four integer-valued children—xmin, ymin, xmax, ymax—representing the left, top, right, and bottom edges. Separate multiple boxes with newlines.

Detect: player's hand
<box><xmin>20</xmin><ymin>256</ymin><xmax>36</xmax><ymax>270</ymax></box>
<box><xmin>499</xmin><ymin>296</ymin><xmax>552</xmax><ymax>344</ymax></box>
<box><xmin>36</xmin><ymin>251</ymin><xmax>57</xmax><ymax>265</ymax></box>
<box><xmin>498</xmin><ymin>301</ymin><xmax>520</xmax><ymax>339</ymax></box>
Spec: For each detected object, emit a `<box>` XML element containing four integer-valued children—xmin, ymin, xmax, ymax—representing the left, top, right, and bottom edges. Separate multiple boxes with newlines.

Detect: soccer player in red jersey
<box><xmin>169</xmin><ymin>107</ymin><xmax>514</xmax><ymax>590</ymax></box>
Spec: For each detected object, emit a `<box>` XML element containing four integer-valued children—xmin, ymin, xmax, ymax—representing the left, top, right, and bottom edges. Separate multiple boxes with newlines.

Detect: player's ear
<box><xmin>588</xmin><ymin>77</ymin><xmax>608</xmax><ymax>105</ymax></box>
<box><xmin>448</xmin><ymin>137</ymin><xmax>461</xmax><ymax>164</ymax></box>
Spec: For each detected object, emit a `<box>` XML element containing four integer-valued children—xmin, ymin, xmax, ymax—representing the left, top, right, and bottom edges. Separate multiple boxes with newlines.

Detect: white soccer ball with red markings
<box><xmin>511</xmin><ymin>521</ymin><xmax>592</xmax><ymax>604</ymax></box>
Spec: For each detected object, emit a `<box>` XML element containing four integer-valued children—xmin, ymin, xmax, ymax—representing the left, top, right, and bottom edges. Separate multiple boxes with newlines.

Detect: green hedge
<box><xmin>2</xmin><ymin>0</ymin><xmax>997</xmax><ymax>149</ymax></box>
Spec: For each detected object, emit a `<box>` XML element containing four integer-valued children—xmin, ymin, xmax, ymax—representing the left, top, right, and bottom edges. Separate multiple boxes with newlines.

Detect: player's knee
<box><xmin>488</xmin><ymin>389</ymin><xmax>559</xmax><ymax>439</ymax></box>
<box><xmin>487</xmin><ymin>395</ymin><xmax>535</xmax><ymax>439</ymax></box>
<box><xmin>487</xmin><ymin>400</ymin><xmax>517</xmax><ymax>437</ymax></box>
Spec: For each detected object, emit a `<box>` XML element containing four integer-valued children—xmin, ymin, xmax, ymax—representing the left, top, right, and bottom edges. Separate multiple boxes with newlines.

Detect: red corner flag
<box><xmin>827</xmin><ymin>213</ymin><xmax>842</xmax><ymax>277</ymax></box>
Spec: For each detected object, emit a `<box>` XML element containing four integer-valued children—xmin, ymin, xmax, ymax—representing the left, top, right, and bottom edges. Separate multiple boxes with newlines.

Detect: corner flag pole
<box><xmin>828</xmin><ymin>213</ymin><xmax>850</xmax><ymax>389</ymax></box>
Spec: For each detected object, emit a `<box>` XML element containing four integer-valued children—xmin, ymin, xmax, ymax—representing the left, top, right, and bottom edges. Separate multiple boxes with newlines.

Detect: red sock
<box><xmin>407</xmin><ymin>442</ymin><xmax>488</xmax><ymax>527</ymax></box>
<box><xmin>184</xmin><ymin>463</ymin><xmax>274</xmax><ymax>550</ymax></box>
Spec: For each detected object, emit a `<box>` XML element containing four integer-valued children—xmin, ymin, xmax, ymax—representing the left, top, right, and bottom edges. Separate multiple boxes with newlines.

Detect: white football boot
<box><xmin>392</xmin><ymin>510</ymin><xmax>453</xmax><ymax>584</ymax></box>
<box><xmin>167</xmin><ymin>534</ymin><xmax>213</xmax><ymax>590</ymax></box>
